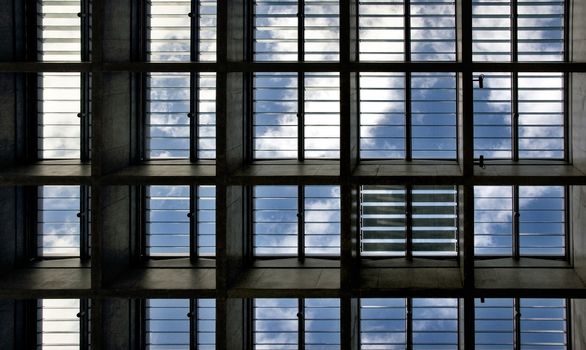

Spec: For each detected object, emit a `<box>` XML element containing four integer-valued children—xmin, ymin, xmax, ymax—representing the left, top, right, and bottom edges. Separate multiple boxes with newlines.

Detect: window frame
<box><xmin>139</xmin><ymin>185</ymin><xmax>216</xmax><ymax>261</ymax></box>
<box><xmin>141</xmin><ymin>0</ymin><xmax>216</xmax><ymax>162</ymax></box>
<box><xmin>28</xmin><ymin>185</ymin><xmax>92</xmax><ymax>261</ymax></box>
<box><xmin>248</xmin><ymin>185</ymin><xmax>342</xmax><ymax>261</ymax></box>
<box><xmin>358</xmin><ymin>185</ymin><xmax>460</xmax><ymax>259</ymax></box>
<box><xmin>473</xmin><ymin>185</ymin><xmax>570</xmax><ymax>260</ymax></box>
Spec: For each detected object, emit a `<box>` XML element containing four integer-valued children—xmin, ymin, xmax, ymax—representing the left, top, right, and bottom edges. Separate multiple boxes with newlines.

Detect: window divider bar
<box><xmin>513</xmin><ymin>185</ymin><xmax>520</xmax><ymax>260</ymax></box>
<box><xmin>139</xmin><ymin>186</ymin><xmax>147</xmax><ymax>260</ymax></box>
<box><xmin>298</xmin><ymin>298</ymin><xmax>305</xmax><ymax>350</ymax></box>
<box><xmin>564</xmin><ymin>186</ymin><xmax>571</xmax><ymax>260</ymax></box>
<box><xmin>298</xmin><ymin>185</ymin><xmax>305</xmax><ymax>261</ymax></box>
<box><xmin>298</xmin><ymin>72</ymin><xmax>305</xmax><ymax>161</ymax></box>
<box><xmin>81</xmin><ymin>0</ymin><xmax>91</xmax><ymax>62</ymax></box>
<box><xmin>80</xmin><ymin>185</ymin><xmax>90</xmax><ymax>261</ymax></box>
<box><xmin>514</xmin><ymin>297</ymin><xmax>521</xmax><ymax>350</ymax></box>
<box><xmin>190</xmin><ymin>185</ymin><xmax>198</xmax><ymax>261</ymax></box>
<box><xmin>566</xmin><ymin>298</ymin><xmax>572</xmax><ymax>350</ymax></box>
<box><xmin>511</xmin><ymin>0</ymin><xmax>518</xmax><ymax>62</ymax></box>
<box><xmin>24</xmin><ymin>186</ymin><xmax>38</xmax><ymax>260</ymax></box>
<box><xmin>25</xmin><ymin>73</ymin><xmax>38</xmax><ymax>161</ymax></box>
<box><xmin>405</xmin><ymin>72</ymin><xmax>412</xmax><ymax>161</ymax></box>
<box><xmin>406</xmin><ymin>298</ymin><xmax>413</xmax><ymax>350</ymax></box>
<box><xmin>405</xmin><ymin>0</ymin><xmax>411</xmax><ymax>62</ymax></box>
<box><xmin>298</xmin><ymin>0</ymin><xmax>305</xmax><ymax>62</ymax></box>
<box><xmin>564</xmin><ymin>71</ymin><xmax>570</xmax><ymax>161</ymax></box>
<box><xmin>81</xmin><ymin>72</ymin><xmax>91</xmax><ymax>162</ymax></box>
<box><xmin>190</xmin><ymin>0</ymin><xmax>200</xmax><ymax>161</ymax></box>
<box><xmin>79</xmin><ymin>298</ymin><xmax>90</xmax><ymax>350</ymax></box>
<box><xmin>406</xmin><ymin>186</ymin><xmax>413</xmax><ymax>260</ymax></box>
<box><xmin>190</xmin><ymin>298</ymin><xmax>198</xmax><ymax>350</ymax></box>
<box><xmin>512</xmin><ymin>72</ymin><xmax>519</xmax><ymax>161</ymax></box>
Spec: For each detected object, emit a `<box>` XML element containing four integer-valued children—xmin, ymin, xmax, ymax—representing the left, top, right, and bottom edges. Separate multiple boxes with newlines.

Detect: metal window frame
<box><xmin>140</xmin><ymin>185</ymin><xmax>214</xmax><ymax>261</ymax></box>
<box><xmin>357</xmin><ymin>297</ymin><xmax>462</xmax><ymax>350</ymax></box>
<box><xmin>142</xmin><ymin>0</ymin><xmax>206</xmax><ymax>162</ymax></box>
<box><xmin>474</xmin><ymin>185</ymin><xmax>570</xmax><ymax>261</ymax></box>
<box><xmin>32</xmin><ymin>185</ymin><xmax>91</xmax><ymax>261</ymax></box>
<box><xmin>250</xmin><ymin>184</ymin><xmax>341</xmax><ymax>261</ymax></box>
<box><xmin>32</xmin><ymin>298</ymin><xmax>91</xmax><ymax>350</ymax></box>
<box><xmin>358</xmin><ymin>185</ymin><xmax>460</xmax><ymax>260</ymax></box>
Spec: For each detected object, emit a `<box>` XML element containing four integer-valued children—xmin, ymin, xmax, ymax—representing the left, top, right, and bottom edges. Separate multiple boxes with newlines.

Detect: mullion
<box><xmin>80</xmin><ymin>185</ymin><xmax>90</xmax><ymax>261</ymax></box>
<box><xmin>298</xmin><ymin>0</ymin><xmax>304</xmax><ymax>160</ymax></box>
<box><xmin>405</xmin><ymin>0</ymin><xmax>412</xmax><ymax>160</ymax></box>
<box><xmin>190</xmin><ymin>0</ymin><xmax>200</xmax><ymax>161</ymax></box>
<box><xmin>514</xmin><ymin>297</ymin><xmax>521</xmax><ymax>350</ymax></box>
<box><xmin>512</xmin><ymin>72</ymin><xmax>519</xmax><ymax>161</ymax></box>
<box><xmin>298</xmin><ymin>185</ymin><xmax>305</xmax><ymax>261</ymax></box>
<box><xmin>139</xmin><ymin>186</ymin><xmax>148</xmax><ymax>259</ymax></box>
<box><xmin>406</xmin><ymin>298</ymin><xmax>413</xmax><ymax>350</ymax></box>
<box><xmin>511</xmin><ymin>0</ymin><xmax>518</xmax><ymax>62</ymax></box>
<box><xmin>405</xmin><ymin>186</ymin><xmax>413</xmax><ymax>259</ymax></box>
<box><xmin>190</xmin><ymin>185</ymin><xmax>198</xmax><ymax>261</ymax></box>
<box><xmin>298</xmin><ymin>298</ymin><xmax>305</xmax><ymax>350</ymax></box>
<box><xmin>512</xmin><ymin>185</ymin><xmax>520</xmax><ymax>259</ymax></box>
<box><xmin>80</xmin><ymin>0</ymin><xmax>91</xmax><ymax>162</ymax></box>
<box><xmin>190</xmin><ymin>299</ymin><xmax>198</xmax><ymax>350</ymax></box>
<box><xmin>79</xmin><ymin>298</ymin><xmax>90</xmax><ymax>350</ymax></box>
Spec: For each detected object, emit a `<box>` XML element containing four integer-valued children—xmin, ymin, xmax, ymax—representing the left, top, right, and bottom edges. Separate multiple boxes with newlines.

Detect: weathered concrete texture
<box><xmin>0</xmin><ymin>163</ymin><xmax>91</xmax><ymax>184</ymax></box>
<box><xmin>232</xmin><ymin>162</ymin><xmax>340</xmax><ymax>184</ymax></box>
<box><xmin>358</xmin><ymin>268</ymin><xmax>464</xmax><ymax>295</ymax></box>
<box><xmin>101</xmin><ymin>0</ymin><xmax>132</xmax><ymax>62</ymax></box>
<box><xmin>572</xmin><ymin>73</ymin><xmax>586</xmax><ymax>174</ymax></box>
<box><xmin>574</xmin><ymin>186</ymin><xmax>586</xmax><ymax>282</ymax></box>
<box><xmin>230</xmin><ymin>268</ymin><xmax>341</xmax><ymax>297</ymax></box>
<box><xmin>226</xmin><ymin>0</ymin><xmax>244</xmax><ymax>62</ymax></box>
<box><xmin>0</xmin><ymin>74</ymin><xmax>17</xmax><ymax>164</ymax></box>
<box><xmin>0</xmin><ymin>300</ymin><xmax>15</xmax><ymax>349</ymax></box>
<box><xmin>107</xmin><ymin>268</ymin><xmax>216</xmax><ymax>292</ymax></box>
<box><xmin>98</xmin><ymin>186</ymin><xmax>132</xmax><ymax>287</ymax></box>
<box><xmin>217</xmin><ymin>298</ymin><xmax>245</xmax><ymax>350</ymax></box>
<box><xmin>354</xmin><ymin>161</ymin><xmax>462</xmax><ymax>183</ymax></box>
<box><xmin>475</xmin><ymin>268</ymin><xmax>586</xmax><ymax>293</ymax></box>
<box><xmin>474</xmin><ymin>164</ymin><xmax>586</xmax><ymax>184</ymax></box>
<box><xmin>101</xmin><ymin>163</ymin><xmax>216</xmax><ymax>184</ymax></box>
<box><xmin>100</xmin><ymin>299</ymin><xmax>133</xmax><ymax>350</ymax></box>
<box><xmin>0</xmin><ymin>187</ymin><xmax>17</xmax><ymax>272</ymax></box>
<box><xmin>225</xmin><ymin>72</ymin><xmax>244</xmax><ymax>173</ymax></box>
<box><xmin>223</xmin><ymin>185</ymin><xmax>244</xmax><ymax>287</ymax></box>
<box><xmin>459</xmin><ymin>185</ymin><xmax>473</xmax><ymax>287</ymax></box>
<box><xmin>573</xmin><ymin>299</ymin><xmax>586</xmax><ymax>350</ymax></box>
<box><xmin>100</xmin><ymin>73</ymin><xmax>132</xmax><ymax>175</ymax></box>
<box><xmin>0</xmin><ymin>268</ymin><xmax>91</xmax><ymax>295</ymax></box>
<box><xmin>573</xmin><ymin>0</ymin><xmax>586</xmax><ymax>62</ymax></box>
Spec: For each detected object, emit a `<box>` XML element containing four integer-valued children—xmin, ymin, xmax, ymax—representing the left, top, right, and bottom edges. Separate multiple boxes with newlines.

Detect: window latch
<box><xmin>77</xmin><ymin>12</ymin><xmax>86</xmax><ymax>18</ymax></box>
<box><xmin>187</xmin><ymin>212</ymin><xmax>194</xmax><ymax>218</ymax></box>
<box><xmin>473</xmin><ymin>74</ymin><xmax>485</xmax><ymax>89</ymax></box>
<box><xmin>76</xmin><ymin>311</ymin><xmax>86</xmax><ymax>318</ymax></box>
<box><xmin>475</xmin><ymin>155</ymin><xmax>486</xmax><ymax>169</ymax></box>
<box><xmin>76</xmin><ymin>212</ymin><xmax>84</xmax><ymax>218</ymax></box>
<box><xmin>187</xmin><ymin>311</ymin><xmax>194</xmax><ymax>318</ymax></box>
<box><xmin>77</xmin><ymin>113</ymin><xmax>84</xmax><ymax>118</ymax></box>
<box><xmin>187</xmin><ymin>112</ymin><xmax>195</xmax><ymax>118</ymax></box>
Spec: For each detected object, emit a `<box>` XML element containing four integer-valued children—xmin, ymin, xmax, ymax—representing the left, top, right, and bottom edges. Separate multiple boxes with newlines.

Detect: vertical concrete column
<box><xmin>458</xmin><ymin>0</ymin><xmax>473</xmax><ymax>176</ymax></box>
<box><xmin>0</xmin><ymin>300</ymin><xmax>16</xmax><ymax>349</ymax></box>
<box><xmin>96</xmin><ymin>298</ymin><xmax>138</xmax><ymax>349</ymax></box>
<box><xmin>341</xmin><ymin>296</ymin><xmax>360</xmax><ymax>350</ymax></box>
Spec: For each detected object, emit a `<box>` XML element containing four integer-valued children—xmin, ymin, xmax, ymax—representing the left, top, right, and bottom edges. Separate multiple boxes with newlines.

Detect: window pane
<box><xmin>148</xmin><ymin>0</ymin><xmax>190</xmax><ymax>62</ymax></box>
<box><xmin>473</xmin><ymin>72</ymin><xmax>512</xmax><ymax>159</ymax></box>
<box><xmin>410</xmin><ymin>0</ymin><xmax>456</xmax><ymax>61</ymax></box>
<box><xmin>360</xmin><ymin>186</ymin><xmax>407</xmax><ymax>256</ymax></box>
<box><xmin>359</xmin><ymin>72</ymin><xmax>406</xmax><ymax>159</ymax></box>
<box><xmin>412</xmin><ymin>298</ymin><xmax>458</xmax><ymax>350</ymax></box>
<box><xmin>37</xmin><ymin>299</ymin><xmax>81</xmax><ymax>349</ymax></box>
<box><xmin>198</xmin><ymin>299</ymin><xmax>216</xmax><ymax>350</ymax></box>
<box><xmin>305</xmin><ymin>299</ymin><xmax>340</xmax><ymax>350</ymax></box>
<box><xmin>519</xmin><ymin>186</ymin><xmax>565</xmax><ymax>256</ymax></box>
<box><xmin>304</xmin><ymin>186</ymin><xmax>341</xmax><ymax>256</ymax></box>
<box><xmin>412</xmin><ymin>186</ymin><xmax>457</xmax><ymax>256</ymax></box>
<box><xmin>360</xmin><ymin>298</ymin><xmax>407</xmax><ymax>349</ymax></box>
<box><xmin>304</xmin><ymin>0</ymin><xmax>339</xmax><ymax>61</ymax></box>
<box><xmin>38</xmin><ymin>185</ymin><xmax>81</xmax><ymax>257</ymax></box>
<box><xmin>146</xmin><ymin>186</ymin><xmax>191</xmax><ymax>257</ymax></box>
<box><xmin>411</xmin><ymin>72</ymin><xmax>457</xmax><ymax>159</ymax></box>
<box><xmin>198</xmin><ymin>185</ymin><xmax>216</xmax><ymax>257</ymax></box>
<box><xmin>253</xmin><ymin>73</ymin><xmax>298</xmax><ymax>159</ymax></box>
<box><xmin>253</xmin><ymin>186</ymin><xmax>298</xmax><ymax>256</ymax></box>
<box><xmin>517</xmin><ymin>0</ymin><xmax>564</xmax><ymax>62</ymax></box>
<box><xmin>520</xmin><ymin>299</ymin><xmax>567</xmax><ymax>350</ymax></box>
<box><xmin>254</xmin><ymin>0</ymin><xmax>298</xmax><ymax>61</ymax></box>
<box><xmin>38</xmin><ymin>0</ymin><xmax>81</xmax><ymax>62</ymax></box>
<box><xmin>304</xmin><ymin>73</ymin><xmax>340</xmax><ymax>158</ymax></box>
<box><xmin>475</xmin><ymin>298</ymin><xmax>515</xmax><ymax>349</ymax></box>
<box><xmin>146</xmin><ymin>299</ymin><xmax>190</xmax><ymax>349</ymax></box>
<box><xmin>518</xmin><ymin>73</ymin><xmax>565</xmax><ymax>159</ymax></box>
<box><xmin>474</xmin><ymin>186</ymin><xmax>513</xmax><ymax>256</ymax></box>
<box><xmin>254</xmin><ymin>299</ymin><xmax>298</xmax><ymax>350</ymax></box>
<box><xmin>358</xmin><ymin>0</ymin><xmax>405</xmax><ymax>61</ymax></box>
<box><xmin>38</xmin><ymin>73</ymin><xmax>81</xmax><ymax>159</ymax></box>
<box><xmin>472</xmin><ymin>0</ymin><xmax>512</xmax><ymax>62</ymax></box>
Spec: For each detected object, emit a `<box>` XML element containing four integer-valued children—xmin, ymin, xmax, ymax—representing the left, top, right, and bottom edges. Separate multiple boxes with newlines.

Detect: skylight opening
<box><xmin>36</xmin><ymin>299</ymin><xmax>90</xmax><ymax>349</ymax></box>
<box><xmin>145</xmin><ymin>185</ymin><xmax>216</xmax><ymax>258</ymax></box>
<box><xmin>360</xmin><ymin>185</ymin><xmax>458</xmax><ymax>257</ymax></box>
<box><xmin>253</xmin><ymin>185</ymin><xmax>341</xmax><ymax>257</ymax></box>
<box><xmin>474</xmin><ymin>186</ymin><xmax>566</xmax><ymax>257</ymax></box>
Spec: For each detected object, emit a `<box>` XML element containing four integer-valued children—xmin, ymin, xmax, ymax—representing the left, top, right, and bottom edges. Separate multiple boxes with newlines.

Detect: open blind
<box><xmin>38</xmin><ymin>185</ymin><xmax>81</xmax><ymax>257</ymax></box>
<box><xmin>37</xmin><ymin>299</ymin><xmax>81</xmax><ymax>349</ymax></box>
